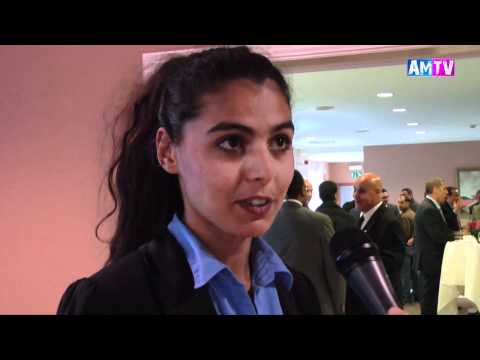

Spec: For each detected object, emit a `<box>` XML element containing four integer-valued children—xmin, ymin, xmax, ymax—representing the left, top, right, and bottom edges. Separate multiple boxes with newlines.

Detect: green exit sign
<box><xmin>351</xmin><ymin>170</ymin><xmax>363</xmax><ymax>179</ymax></box>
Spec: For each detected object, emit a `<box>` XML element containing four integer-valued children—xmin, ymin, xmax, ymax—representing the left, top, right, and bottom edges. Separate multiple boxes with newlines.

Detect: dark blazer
<box><xmin>345</xmin><ymin>203</ymin><xmax>406</xmax><ymax>314</ymax></box>
<box><xmin>342</xmin><ymin>200</ymin><xmax>355</xmax><ymax>213</ymax></box>
<box><xmin>316</xmin><ymin>200</ymin><xmax>356</xmax><ymax>232</ymax></box>
<box><xmin>264</xmin><ymin>201</ymin><xmax>344</xmax><ymax>314</ymax></box>
<box><xmin>441</xmin><ymin>202</ymin><xmax>460</xmax><ymax>232</ymax></box>
<box><xmin>414</xmin><ymin>198</ymin><xmax>454</xmax><ymax>276</ymax></box>
<box><xmin>57</xmin><ymin>229</ymin><xmax>322</xmax><ymax>315</ymax></box>
<box><xmin>361</xmin><ymin>203</ymin><xmax>406</xmax><ymax>274</ymax></box>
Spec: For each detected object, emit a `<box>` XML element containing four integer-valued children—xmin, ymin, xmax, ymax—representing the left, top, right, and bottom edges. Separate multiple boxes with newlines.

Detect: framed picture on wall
<box><xmin>457</xmin><ymin>168</ymin><xmax>480</xmax><ymax>199</ymax></box>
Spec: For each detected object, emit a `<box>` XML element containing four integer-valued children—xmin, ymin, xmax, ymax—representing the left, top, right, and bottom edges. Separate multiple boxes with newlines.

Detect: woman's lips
<box><xmin>236</xmin><ymin>197</ymin><xmax>273</xmax><ymax>218</ymax></box>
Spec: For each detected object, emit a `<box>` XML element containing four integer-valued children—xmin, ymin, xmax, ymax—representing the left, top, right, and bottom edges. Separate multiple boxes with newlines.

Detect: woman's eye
<box><xmin>218</xmin><ymin>135</ymin><xmax>243</xmax><ymax>152</ymax></box>
<box><xmin>270</xmin><ymin>135</ymin><xmax>292</xmax><ymax>151</ymax></box>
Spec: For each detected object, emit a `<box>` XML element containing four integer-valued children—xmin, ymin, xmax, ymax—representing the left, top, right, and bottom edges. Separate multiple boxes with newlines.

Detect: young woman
<box><xmin>57</xmin><ymin>46</ymin><xmax>322</xmax><ymax>315</ymax></box>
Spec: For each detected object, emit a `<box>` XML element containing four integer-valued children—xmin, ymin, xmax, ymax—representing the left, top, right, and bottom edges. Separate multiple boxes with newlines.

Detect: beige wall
<box><xmin>0</xmin><ymin>45</ymin><xmax>205</xmax><ymax>314</ymax></box>
<box><xmin>364</xmin><ymin>141</ymin><xmax>480</xmax><ymax>202</ymax></box>
<box><xmin>327</xmin><ymin>162</ymin><xmax>363</xmax><ymax>184</ymax></box>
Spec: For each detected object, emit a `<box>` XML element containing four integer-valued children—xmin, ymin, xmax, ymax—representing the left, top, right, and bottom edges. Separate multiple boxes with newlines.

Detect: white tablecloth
<box><xmin>437</xmin><ymin>235</ymin><xmax>480</xmax><ymax>315</ymax></box>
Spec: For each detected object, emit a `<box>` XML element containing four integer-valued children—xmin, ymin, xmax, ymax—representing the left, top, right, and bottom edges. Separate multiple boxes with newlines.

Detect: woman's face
<box><xmin>171</xmin><ymin>79</ymin><xmax>294</xmax><ymax>243</ymax></box>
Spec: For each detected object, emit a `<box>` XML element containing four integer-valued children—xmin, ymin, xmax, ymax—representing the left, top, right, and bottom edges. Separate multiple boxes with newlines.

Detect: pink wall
<box><xmin>327</xmin><ymin>162</ymin><xmax>363</xmax><ymax>184</ymax></box>
<box><xmin>364</xmin><ymin>141</ymin><xmax>480</xmax><ymax>202</ymax></box>
<box><xmin>0</xmin><ymin>45</ymin><xmax>207</xmax><ymax>314</ymax></box>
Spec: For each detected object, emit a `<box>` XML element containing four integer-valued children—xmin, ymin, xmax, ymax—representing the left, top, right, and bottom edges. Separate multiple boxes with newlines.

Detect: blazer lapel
<box><xmin>169</xmin><ymin>285</ymin><xmax>216</xmax><ymax>315</ymax></box>
<box><xmin>426</xmin><ymin>197</ymin><xmax>447</xmax><ymax>224</ymax></box>
<box><xmin>363</xmin><ymin>204</ymin><xmax>385</xmax><ymax>234</ymax></box>
<box><xmin>143</xmin><ymin>230</ymin><xmax>216</xmax><ymax>315</ymax></box>
<box><xmin>275</xmin><ymin>277</ymin><xmax>299</xmax><ymax>315</ymax></box>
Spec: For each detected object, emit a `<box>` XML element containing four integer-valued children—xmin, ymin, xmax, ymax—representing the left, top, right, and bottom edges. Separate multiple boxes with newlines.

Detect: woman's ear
<box><xmin>155</xmin><ymin>128</ymin><xmax>178</xmax><ymax>174</ymax></box>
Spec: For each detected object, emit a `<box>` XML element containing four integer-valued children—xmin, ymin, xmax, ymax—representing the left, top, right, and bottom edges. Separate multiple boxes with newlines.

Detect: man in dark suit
<box><xmin>345</xmin><ymin>173</ymin><xmax>406</xmax><ymax>314</ymax></box>
<box><xmin>316</xmin><ymin>180</ymin><xmax>356</xmax><ymax>232</ymax></box>
<box><xmin>264</xmin><ymin>170</ymin><xmax>344</xmax><ymax>314</ymax></box>
<box><xmin>441</xmin><ymin>186</ymin><xmax>462</xmax><ymax>232</ymax></box>
<box><xmin>414</xmin><ymin>177</ymin><xmax>453</xmax><ymax>315</ymax></box>
<box><xmin>382</xmin><ymin>188</ymin><xmax>401</xmax><ymax>218</ymax></box>
<box><xmin>316</xmin><ymin>180</ymin><xmax>355</xmax><ymax>310</ymax></box>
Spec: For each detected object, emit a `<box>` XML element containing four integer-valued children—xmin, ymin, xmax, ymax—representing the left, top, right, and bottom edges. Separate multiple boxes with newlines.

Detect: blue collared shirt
<box><xmin>168</xmin><ymin>214</ymin><xmax>293</xmax><ymax>315</ymax></box>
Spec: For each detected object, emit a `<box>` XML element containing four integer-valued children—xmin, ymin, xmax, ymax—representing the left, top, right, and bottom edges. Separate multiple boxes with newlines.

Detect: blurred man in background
<box><xmin>382</xmin><ymin>188</ymin><xmax>401</xmax><ymax>218</ymax></box>
<box><xmin>316</xmin><ymin>180</ymin><xmax>356</xmax><ymax>232</ymax></box>
<box><xmin>345</xmin><ymin>173</ymin><xmax>405</xmax><ymax>314</ymax></box>
<box><xmin>264</xmin><ymin>170</ymin><xmax>344</xmax><ymax>314</ymax></box>
<box><xmin>381</xmin><ymin>188</ymin><xmax>390</xmax><ymax>205</ymax></box>
<box><xmin>441</xmin><ymin>186</ymin><xmax>462</xmax><ymax>232</ymax></box>
<box><xmin>414</xmin><ymin>177</ymin><xmax>453</xmax><ymax>315</ymax></box>
<box><xmin>398</xmin><ymin>195</ymin><xmax>418</xmax><ymax>304</ymax></box>
<box><xmin>303</xmin><ymin>179</ymin><xmax>313</xmax><ymax>208</ymax></box>
<box><xmin>401</xmin><ymin>187</ymin><xmax>419</xmax><ymax>212</ymax></box>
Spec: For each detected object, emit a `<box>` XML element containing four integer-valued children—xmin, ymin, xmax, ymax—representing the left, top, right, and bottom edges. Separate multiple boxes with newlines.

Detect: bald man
<box><xmin>345</xmin><ymin>173</ymin><xmax>406</xmax><ymax>314</ymax></box>
<box><xmin>303</xmin><ymin>179</ymin><xmax>313</xmax><ymax>208</ymax></box>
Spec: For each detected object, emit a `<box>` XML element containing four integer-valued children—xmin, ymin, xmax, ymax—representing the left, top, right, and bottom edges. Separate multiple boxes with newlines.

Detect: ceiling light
<box><xmin>316</xmin><ymin>105</ymin><xmax>335</xmax><ymax>111</ymax></box>
<box><xmin>302</xmin><ymin>137</ymin><xmax>335</xmax><ymax>145</ymax></box>
<box><xmin>356</xmin><ymin>129</ymin><xmax>369</xmax><ymax>133</ymax></box>
<box><xmin>377</xmin><ymin>92</ymin><xmax>393</xmax><ymax>98</ymax></box>
<box><xmin>393</xmin><ymin>108</ymin><xmax>407</xmax><ymax>112</ymax></box>
<box><xmin>407</xmin><ymin>122</ymin><xmax>418</xmax><ymax>126</ymax></box>
<box><xmin>308</xmin><ymin>140</ymin><xmax>336</xmax><ymax>145</ymax></box>
<box><xmin>416</xmin><ymin>131</ymin><xmax>426</xmax><ymax>135</ymax></box>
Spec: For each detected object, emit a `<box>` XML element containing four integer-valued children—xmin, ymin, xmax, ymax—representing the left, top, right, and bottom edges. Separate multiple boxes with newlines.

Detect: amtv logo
<box><xmin>407</xmin><ymin>58</ymin><xmax>455</xmax><ymax>77</ymax></box>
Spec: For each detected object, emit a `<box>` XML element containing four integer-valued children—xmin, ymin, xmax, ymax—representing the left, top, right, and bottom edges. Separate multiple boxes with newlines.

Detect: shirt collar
<box><xmin>426</xmin><ymin>195</ymin><xmax>441</xmax><ymax>210</ymax></box>
<box><xmin>361</xmin><ymin>201</ymin><xmax>383</xmax><ymax>223</ymax></box>
<box><xmin>168</xmin><ymin>214</ymin><xmax>293</xmax><ymax>291</ymax></box>
<box><xmin>251</xmin><ymin>236</ymin><xmax>293</xmax><ymax>290</ymax></box>
<box><xmin>320</xmin><ymin>200</ymin><xmax>338</xmax><ymax>208</ymax></box>
<box><xmin>285</xmin><ymin>199</ymin><xmax>303</xmax><ymax>207</ymax></box>
<box><xmin>168</xmin><ymin>214</ymin><xmax>226</xmax><ymax>289</ymax></box>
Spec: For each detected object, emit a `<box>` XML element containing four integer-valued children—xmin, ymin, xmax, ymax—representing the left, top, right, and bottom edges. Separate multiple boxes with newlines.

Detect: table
<box><xmin>437</xmin><ymin>235</ymin><xmax>480</xmax><ymax>315</ymax></box>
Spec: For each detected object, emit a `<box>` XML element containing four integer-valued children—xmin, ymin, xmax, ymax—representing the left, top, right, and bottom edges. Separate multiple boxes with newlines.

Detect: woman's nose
<box><xmin>243</xmin><ymin>146</ymin><xmax>274</xmax><ymax>184</ymax></box>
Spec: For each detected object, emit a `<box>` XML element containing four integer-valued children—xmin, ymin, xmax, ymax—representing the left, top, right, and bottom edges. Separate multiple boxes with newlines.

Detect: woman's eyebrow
<box><xmin>273</xmin><ymin>120</ymin><xmax>294</xmax><ymax>133</ymax></box>
<box><xmin>207</xmin><ymin>122</ymin><xmax>254</xmax><ymax>135</ymax></box>
<box><xmin>207</xmin><ymin>120</ymin><xmax>294</xmax><ymax>135</ymax></box>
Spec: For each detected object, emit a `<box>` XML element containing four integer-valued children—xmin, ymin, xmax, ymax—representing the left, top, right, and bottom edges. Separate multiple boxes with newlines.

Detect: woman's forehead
<box><xmin>189</xmin><ymin>80</ymin><xmax>291</xmax><ymax>131</ymax></box>
<box><xmin>199</xmin><ymin>79</ymin><xmax>289</xmax><ymax>112</ymax></box>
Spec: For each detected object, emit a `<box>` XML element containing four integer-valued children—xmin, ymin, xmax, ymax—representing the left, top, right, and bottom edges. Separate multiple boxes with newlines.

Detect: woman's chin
<box><xmin>233</xmin><ymin>220</ymin><xmax>273</xmax><ymax>239</ymax></box>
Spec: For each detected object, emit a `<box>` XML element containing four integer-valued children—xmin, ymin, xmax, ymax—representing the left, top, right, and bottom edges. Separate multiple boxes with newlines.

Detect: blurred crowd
<box><xmin>265</xmin><ymin>170</ymin><xmax>480</xmax><ymax>315</ymax></box>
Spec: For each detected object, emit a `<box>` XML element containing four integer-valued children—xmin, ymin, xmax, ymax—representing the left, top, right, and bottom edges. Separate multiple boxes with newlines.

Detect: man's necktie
<box><xmin>358</xmin><ymin>215</ymin><xmax>365</xmax><ymax>229</ymax></box>
<box><xmin>439</xmin><ymin>207</ymin><xmax>447</xmax><ymax>224</ymax></box>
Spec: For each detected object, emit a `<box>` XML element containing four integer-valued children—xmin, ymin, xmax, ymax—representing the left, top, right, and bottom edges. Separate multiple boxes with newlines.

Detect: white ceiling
<box><xmin>287</xmin><ymin>56</ymin><xmax>480</xmax><ymax>162</ymax></box>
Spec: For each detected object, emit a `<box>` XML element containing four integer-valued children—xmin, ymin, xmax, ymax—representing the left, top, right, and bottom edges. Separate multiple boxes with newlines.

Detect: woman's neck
<box><xmin>182</xmin><ymin>215</ymin><xmax>253</xmax><ymax>291</ymax></box>
<box><xmin>204</xmin><ymin>235</ymin><xmax>253</xmax><ymax>291</ymax></box>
